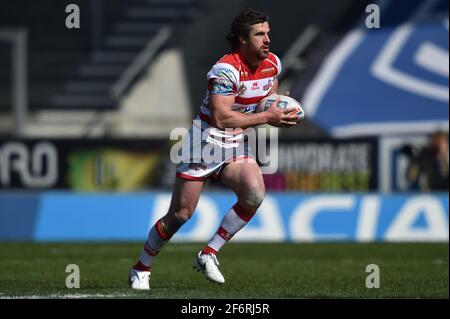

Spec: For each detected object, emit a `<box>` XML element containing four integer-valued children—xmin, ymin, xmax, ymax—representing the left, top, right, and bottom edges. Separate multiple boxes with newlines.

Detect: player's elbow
<box><xmin>210</xmin><ymin>114</ymin><xmax>227</xmax><ymax>130</ymax></box>
<box><xmin>215</xmin><ymin>120</ymin><xmax>227</xmax><ymax>131</ymax></box>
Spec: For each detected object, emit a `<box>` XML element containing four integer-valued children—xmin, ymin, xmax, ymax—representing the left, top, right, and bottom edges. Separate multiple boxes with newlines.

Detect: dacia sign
<box><xmin>153</xmin><ymin>194</ymin><xmax>449</xmax><ymax>242</ymax></box>
<box><xmin>3</xmin><ymin>192</ymin><xmax>445</xmax><ymax>242</ymax></box>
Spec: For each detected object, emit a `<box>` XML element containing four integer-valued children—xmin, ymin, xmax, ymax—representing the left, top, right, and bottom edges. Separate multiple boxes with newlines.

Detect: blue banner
<box><xmin>0</xmin><ymin>192</ymin><xmax>448</xmax><ymax>242</ymax></box>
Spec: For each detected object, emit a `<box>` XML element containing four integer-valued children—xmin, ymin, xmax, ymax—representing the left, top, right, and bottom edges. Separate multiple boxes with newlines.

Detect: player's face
<box><xmin>245</xmin><ymin>22</ymin><xmax>271</xmax><ymax>60</ymax></box>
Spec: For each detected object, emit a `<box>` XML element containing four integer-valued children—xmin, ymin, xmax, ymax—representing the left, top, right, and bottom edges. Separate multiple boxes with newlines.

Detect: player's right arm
<box><xmin>209</xmin><ymin>94</ymin><xmax>297</xmax><ymax>130</ymax></box>
<box><xmin>206</xmin><ymin>63</ymin><xmax>296</xmax><ymax>130</ymax></box>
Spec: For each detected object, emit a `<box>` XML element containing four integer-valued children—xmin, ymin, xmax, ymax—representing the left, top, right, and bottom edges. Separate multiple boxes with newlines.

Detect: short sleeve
<box><xmin>207</xmin><ymin>63</ymin><xmax>240</xmax><ymax>95</ymax></box>
<box><xmin>272</xmin><ymin>53</ymin><xmax>282</xmax><ymax>76</ymax></box>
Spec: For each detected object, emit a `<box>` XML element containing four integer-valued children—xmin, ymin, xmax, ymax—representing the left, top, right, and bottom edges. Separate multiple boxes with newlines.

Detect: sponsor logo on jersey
<box><xmin>240</xmin><ymin>105</ymin><xmax>257</xmax><ymax>113</ymax></box>
<box><xmin>261</xmin><ymin>67</ymin><xmax>275</xmax><ymax>73</ymax></box>
<box><xmin>263</xmin><ymin>79</ymin><xmax>273</xmax><ymax>91</ymax></box>
<box><xmin>251</xmin><ymin>82</ymin><xmax>260</xmax><ymax>90</ymax></box>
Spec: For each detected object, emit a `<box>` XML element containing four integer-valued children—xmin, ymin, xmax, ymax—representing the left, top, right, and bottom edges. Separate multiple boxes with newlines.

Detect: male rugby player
<box><xmin>129</xmin><ymin>8</ymin><xmax>299</xmax><ymax>290</ymax></box>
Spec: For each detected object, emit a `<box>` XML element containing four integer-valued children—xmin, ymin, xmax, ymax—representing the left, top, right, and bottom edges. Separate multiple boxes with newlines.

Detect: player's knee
<box><xmin>241</xmin><ymin>185</ymin><xmax>265</xmax><ymax>210</ymax></box>
<box><xmin>173</xmin><ymin>206</ymin><xmax>194</xmax><ymax>224</ymax></box>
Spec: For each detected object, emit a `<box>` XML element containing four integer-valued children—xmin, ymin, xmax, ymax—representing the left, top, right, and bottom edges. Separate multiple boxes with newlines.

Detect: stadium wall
<box><xmin>0</xmin><ymin>192</ymin><xmax>447</xmax><ymax>242</ymax></box>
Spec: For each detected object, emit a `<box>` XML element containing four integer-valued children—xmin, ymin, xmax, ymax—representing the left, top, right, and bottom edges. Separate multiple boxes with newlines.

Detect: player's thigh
<box><xmin>220</xmin><ymin>157</ymin><xmax>265</xmax><ymax>198</ymax></box>
<box><xmin>167</xmin><ymin>176</ymin><xmax>205</xmax><ymax>215</ymax></box>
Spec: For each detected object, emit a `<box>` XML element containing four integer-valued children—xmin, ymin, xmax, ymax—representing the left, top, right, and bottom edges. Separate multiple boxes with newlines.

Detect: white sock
<box><xmin>139</xmin><ymin>219</ymin><xmax>171</xmax><ymax>267</ymax></box>
<box><xmin>205</xmin><ymin>203</ymin><xmax>256</xmax><ymax>253</ymax></box>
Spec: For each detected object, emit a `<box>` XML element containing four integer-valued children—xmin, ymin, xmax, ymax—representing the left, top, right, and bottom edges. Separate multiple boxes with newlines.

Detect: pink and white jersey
<box><xmin>196</xmin><ymin>51</ymin><xmax>282</xmax><ymax>135</ymax></box>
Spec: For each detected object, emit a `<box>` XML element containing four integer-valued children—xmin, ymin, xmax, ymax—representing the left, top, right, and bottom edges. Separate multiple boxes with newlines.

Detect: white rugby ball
<box><xmin>257</xmin><ymin>94</ymin><xmax>305</xmax><ymax>122</ymax></box>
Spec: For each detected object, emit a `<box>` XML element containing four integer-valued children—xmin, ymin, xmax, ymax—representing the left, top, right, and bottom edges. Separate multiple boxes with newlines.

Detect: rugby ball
<box><xmin>257</xmin><ymin>94</ymin><xmax>305</xmax><ymax>122</ymax></box>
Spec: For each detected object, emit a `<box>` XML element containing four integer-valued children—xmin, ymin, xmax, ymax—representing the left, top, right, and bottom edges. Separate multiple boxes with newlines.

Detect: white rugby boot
<box><xmin>129</xmin><ymin>268</ymin><xmax>151</xmax><ymax>290</ymax></box>
<box><xmin>193</xmin><ymin>252</ymin><xmax>225</xmax><ymax>284</ymax></box>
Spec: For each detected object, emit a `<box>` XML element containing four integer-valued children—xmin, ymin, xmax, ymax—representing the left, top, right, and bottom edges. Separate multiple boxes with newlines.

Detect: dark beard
<box><xmin>259</xmin><ymin>50</ymin><xmax>269</xmax><ymax>59</ymax></box>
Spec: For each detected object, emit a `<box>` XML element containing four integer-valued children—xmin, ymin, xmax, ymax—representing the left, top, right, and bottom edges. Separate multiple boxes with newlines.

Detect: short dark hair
<box><xmin>226</xmin><ymin>8</ymin><xmax>269</xmax><ymax>50</ymax></box>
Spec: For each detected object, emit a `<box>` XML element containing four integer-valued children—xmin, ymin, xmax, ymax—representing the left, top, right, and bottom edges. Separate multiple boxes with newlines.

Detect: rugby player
<box><xmin>129</xmin><ymin>8</ymin><xmax>298</xmax><ymax>290</ymax></box>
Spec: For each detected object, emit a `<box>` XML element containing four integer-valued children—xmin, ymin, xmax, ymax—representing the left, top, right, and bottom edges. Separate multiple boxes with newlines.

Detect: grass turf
<box><xmin>0</xmin><ymin>242</ymin><xmax>447</xmax><ymax>299</ymax></box>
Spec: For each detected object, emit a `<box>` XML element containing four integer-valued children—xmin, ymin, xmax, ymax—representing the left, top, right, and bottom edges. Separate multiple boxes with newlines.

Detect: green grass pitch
<box><xmin>0</xmin><ymin>243</ymin><xmax>447</xmax><ymax>298</ymax></box>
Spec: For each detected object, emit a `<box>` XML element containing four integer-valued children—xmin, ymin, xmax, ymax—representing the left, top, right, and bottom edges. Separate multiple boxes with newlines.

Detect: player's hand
<box><xmin>265</xmin><ymin>99</ymin><xmax>298</xmax><ymax>126</ymax></box>
<box><xmin>279</xmin><ymin>91</ymin><xmax>303</xmax><ymax>127</ymax></box>
<box><xmin>265</xmin><ymin>91</ymin><xmax>298</xmax><ymax>127</ymax></box>
<box><xmin>275</xmin><ymin>117</ymin><xmax>298</xmax><ymax>127</ymax></box>
<box><xmin>273</xmin><ymin>116</ymin><xmax>298</xmax><ymax>127</ymax></box>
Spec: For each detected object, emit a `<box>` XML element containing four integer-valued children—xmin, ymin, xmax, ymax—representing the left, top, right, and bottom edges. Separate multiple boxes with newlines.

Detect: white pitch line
<box><xmin>1</xmin><ymin>293</ymin><xmax>136</xmax><ymax>299</ymax></box>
